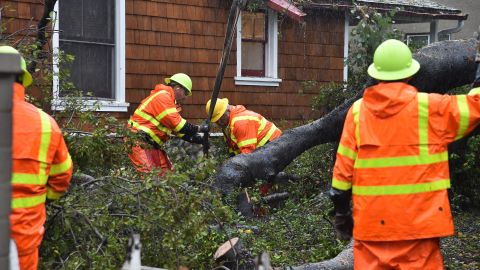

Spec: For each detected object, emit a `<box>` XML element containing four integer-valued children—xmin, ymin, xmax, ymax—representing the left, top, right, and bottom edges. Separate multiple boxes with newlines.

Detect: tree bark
<box><xmin>214</xmin><ymin>39</ymin><xmax>479</xmax><ymax>195</ymax></box>
<box><xmin>285</xmin><ymin>241</ymin><xmax>353</xmax><ymax>270</ymax></box>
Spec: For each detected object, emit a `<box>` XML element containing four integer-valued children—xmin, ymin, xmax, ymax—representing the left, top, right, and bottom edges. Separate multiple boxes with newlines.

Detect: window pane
<box><xmin>59</xmin><ymin>0</ymin><xmax>83</xmax><ymax>40</ymax></box>
<box><xmin>241</xmin><ymin>12</ymin><xmax>265</xmax><ymax>41</ymax></box>
<box><xmin>439</xmin><ymin>34</ymin><xmax>450</xmax><ymax>41</ymax></box>
<box><xmin>83</xmin><ymin>0</ymin><xmax>115</xmax><ymax>43</ymax></box>
<box><xmin>407</xmin><ymin>35</ymin><xmax>429</xmax><ymax>47</ymax></box>
<box><xmin>60</xmin><ymin>41</ymin><xmax>114</xmax><ymax>99</ymax></box>
<box><xmin>241</xmin><ymin>41</ymin><xmax>264</xmax><ymax>77</ymax></box>
<box><xmin>60</xmin><ymin>0</ymin><xmax>115</xmax><ymax>43</ymax></box>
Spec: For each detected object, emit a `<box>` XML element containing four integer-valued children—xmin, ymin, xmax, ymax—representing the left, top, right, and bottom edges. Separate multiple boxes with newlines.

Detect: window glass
<box><xmin>241</xmin><ymin>12</ymin><xmax>266</xmax><ymax>77</ymax></box>
<box><xmin>59</xmin><ymin>0</ymin><xmax>115</xmax><ymax>98</ymax></box>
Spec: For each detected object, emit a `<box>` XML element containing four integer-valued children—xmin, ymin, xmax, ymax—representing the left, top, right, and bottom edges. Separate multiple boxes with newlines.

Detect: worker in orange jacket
<box><xmin>205</xmin><ymin>98</ymin><xmax>281</xmax><ymax>155</ymax></box>
<box><xmin>128</xmin><ymin>73</ymin><xmax>208</xmax><ymax>175</ymax></box>
<box><xmin>206</xmin><ymin>98</ymin><xmax>282</xmax><ymax>195</ymax></box>
<box><xmin>330</xmin><ymin>39</ymin><xmax>480</xmax><ymax>269</ymax></box>
<box><xmin>1</xmin><ymin>46</ymin><xmax>73</xmax><ymax>270</ymax></box>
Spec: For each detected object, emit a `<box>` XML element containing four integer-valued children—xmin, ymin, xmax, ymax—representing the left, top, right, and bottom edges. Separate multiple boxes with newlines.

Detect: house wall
<box><xmin>125</xmin><ymin>0</ymin><xmax>345</xmax><ymax>122</ymax></box>
<box><xmin>1</xmin><ymin>0</ymin><xmax>345</xmax><ymax>123</ymax></box>
<box><xmin>394</xmin><ymin>0</ymin><xmax>480</xmax><ymax>41</ymax></box>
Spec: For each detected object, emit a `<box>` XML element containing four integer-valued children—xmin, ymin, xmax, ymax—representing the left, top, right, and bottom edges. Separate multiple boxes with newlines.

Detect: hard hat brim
<box><xmin>22</xmin><ymin>69</ymin><xmax>33</xmax><ymax>87</ymax></box>
<box><xmin>165</xmin><ymin>77</ymin><xmax>192</xmax><ymax>96</ymax></box>
<box><xmin>367</xmin><ymin>59</ymin><xmax>420</xmax><ymax>81</ymax></box>
<box><xmin>210</xmin><ymin>98</ymin><xmax>228</xmax><ymax>123</ymax></box>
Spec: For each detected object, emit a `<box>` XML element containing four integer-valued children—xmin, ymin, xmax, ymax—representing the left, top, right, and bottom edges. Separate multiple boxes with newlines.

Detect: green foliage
<box><xmin>348</xmin><ymin>6</ymin><xmax>403</xmax><ymax>79</ymax></box>
<box><xmin>310</xmin><ymin>81</ymin><xmax>356</xmax><ymax>112</ymax></box>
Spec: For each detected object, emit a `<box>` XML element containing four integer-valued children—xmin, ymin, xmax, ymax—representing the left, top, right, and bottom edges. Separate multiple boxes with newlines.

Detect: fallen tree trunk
<box><xmin>215</xmin><ymin>39</ymin><xmax>478</xmax><ymax>195</ymax></box>
<box><xmin>285</xmin><ymin>241</ymin><xmax>353</xmax><ymax>270</ymax></box>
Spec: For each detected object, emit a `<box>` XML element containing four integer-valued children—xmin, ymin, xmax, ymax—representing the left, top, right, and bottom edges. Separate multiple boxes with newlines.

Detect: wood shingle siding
<box><xmin>126</xmin><ymin>1</ymin><xmax>345</xmax><ymax>122</ymax></box>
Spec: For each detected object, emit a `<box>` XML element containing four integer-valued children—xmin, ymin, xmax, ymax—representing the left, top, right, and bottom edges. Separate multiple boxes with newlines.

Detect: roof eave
<box><xmin>304</xmin><ymin>2</ymin><xmax>468</xmax><ymax>21</ymax></box>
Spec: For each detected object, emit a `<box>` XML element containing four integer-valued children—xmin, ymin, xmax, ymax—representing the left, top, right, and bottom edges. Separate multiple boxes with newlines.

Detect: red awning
<box><xmin>267</xmin><ymin>0</ymin><xmax>307</xmax><ymax>22</ymax></box>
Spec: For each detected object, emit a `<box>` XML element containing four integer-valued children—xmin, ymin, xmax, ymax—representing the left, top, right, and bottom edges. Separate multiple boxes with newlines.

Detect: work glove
<box><xmin>334</xmin><ymin>212</ymin><xmax>353</xmax><ymax>241</ymax></box>
<box><xmin>190</xmin><ymin>133</ymin><xmax>204</xmax><ymax>145</ymax></box>
<box><xmin>198</xmin><ymin>124</ymin><xmax>210</xmax><ymax>133</ymax></box>
<box><xmin>181</xmin><ymin>133</ymin><xmax>202</xmax><ymax>144</ymax></box>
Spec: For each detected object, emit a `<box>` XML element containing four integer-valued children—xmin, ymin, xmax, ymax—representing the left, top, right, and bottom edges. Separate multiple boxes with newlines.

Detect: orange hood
<box><xmin>363</xmin><ymin>82</ymin><xmax>418</xmax><ymax>118</ymax></box>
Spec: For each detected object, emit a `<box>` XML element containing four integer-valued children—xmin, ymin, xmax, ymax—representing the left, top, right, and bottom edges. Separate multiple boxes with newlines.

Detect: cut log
<box><xmin>214</xmin><ymin>238</ymin><xmax>254</xmax><ymax>270</ymax></box>
<box><xmin>214</xmin><ymin>39</ymin><xmax>479</xmax><ymax>195</ymax></box>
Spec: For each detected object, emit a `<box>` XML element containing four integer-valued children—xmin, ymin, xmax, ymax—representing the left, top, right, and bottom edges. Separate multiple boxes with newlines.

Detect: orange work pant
<box><xmin>18</xmin><ymin>248</ymin><xmax>38</xmax><ymax>270</ymax></box>
<box><xmin>128</xmin><ymin>145</ymin><xmax>173</xmax><ymax>176</ymax></box>
<box><xmin>354</xmin><ymin>238</ymin><xmax>444</xmax><ymax>270</ymax></box>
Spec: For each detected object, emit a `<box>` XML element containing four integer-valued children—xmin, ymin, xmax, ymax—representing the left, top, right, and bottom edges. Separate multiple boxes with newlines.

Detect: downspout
<box><xmin>0</xmin><ymin>53</ymin><xmax>22</xmax><ymax>269</ymax></box>
<box><xmin>438</xmin><ymin>20</ymin><xmax>465</xmax><ymax>39</ymax></box>
<box><xmin>430</xmin><ymin>20</ymin><xmax>439</xmax><ymax>43</ymax></box>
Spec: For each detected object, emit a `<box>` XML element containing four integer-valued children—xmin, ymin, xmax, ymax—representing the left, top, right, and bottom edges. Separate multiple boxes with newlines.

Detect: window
<box><xmin>439</xmin><ymin>33</ymin><xmax>451</xmax><ymax>42</ymax></box>
<box><xmin>235</xmin><ymin>9</ymin><xmax>281</xmax><ymax>87</ymax></box>
<box><xmin>52</xmin><ymin>0</ymin><xmax>128</xmax><ymax>112</ymax></box>
<box><xmin>406</xmin><ymin>34</ymin><xmax>430</xmax><ymax>48</ymax></box>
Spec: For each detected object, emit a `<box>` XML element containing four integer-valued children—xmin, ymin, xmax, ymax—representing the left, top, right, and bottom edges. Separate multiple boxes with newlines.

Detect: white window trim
<box><xmin>52</xmin><ymin>0</ymin><xmax>128</xmax><ymax>112</ymax></box>
<box><xmin>406</xmin><ymin>34</ymin><xmax>430</xmax><ymax>46</ymax></box>
<box><xmin>234</xmin><ymin>9</ymin><xmax>281</xmax><ymax>87</ymax></box>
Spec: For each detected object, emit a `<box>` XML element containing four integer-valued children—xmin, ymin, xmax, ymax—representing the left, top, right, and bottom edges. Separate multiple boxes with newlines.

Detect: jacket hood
<box><xmin>363</xmin><ymin>82</ymin><xmax>418</xmax><ymax>118</ymax></box>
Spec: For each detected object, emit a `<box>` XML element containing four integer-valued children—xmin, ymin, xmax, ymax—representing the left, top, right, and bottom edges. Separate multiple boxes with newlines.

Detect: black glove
<box><xmin>329</xmin><ymin>187</ymin><xmax>353</xmax><ymax>240</ymax></box>
<box><xmin>190</xmin><ymin>133</ymin><xmax>204</xmax><ymax>144</ymax></box>
<box><xmin>198</xmin><ymin>124</ymin><xmax>210</xmax><ymax>133</ymax></box>
<box><xmin>334</xmin><ymin>212</ymin><xmax>353</xmax><ymax>241</ymax></box>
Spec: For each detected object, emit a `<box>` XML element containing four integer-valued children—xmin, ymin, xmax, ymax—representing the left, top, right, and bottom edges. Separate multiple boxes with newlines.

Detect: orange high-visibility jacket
<box><xmin>223</xmin><ymin>105</ymin><xmax>281</xmax><ymax>154</ymax></box>
<box><xmin>128</xmin><ymin>84</ymin><xmax>186</xmax><ymax>145</ymax></box>
<box><xmin>332</xmin><ymin>82</ymin><xmax>480</xmax><ymax>241</ymax></box>
<box><xmin>10</xmin><ymin>83</ymin><xmax>73</xmax><ymax>254</ymax></box>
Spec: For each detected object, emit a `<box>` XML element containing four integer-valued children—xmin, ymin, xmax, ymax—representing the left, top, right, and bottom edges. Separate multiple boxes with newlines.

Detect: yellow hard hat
<box><xmin>165</xmin><ymin>73</ymin><xmax>192</xmax><ymax>96</ymax></box>
<box><xmin>206</xmin><ymin>98</ymin><xmax>229</xmax><ymax>123</ymax></box>
<box><xmin>0</xmin><ymin>45</ymin><xmax>33</xmax><ymax>87</ymax></box>
<box><xmin>367</xmin><ymin>39</ymin><xmax>420</xmax><ymax>81</ymax></box>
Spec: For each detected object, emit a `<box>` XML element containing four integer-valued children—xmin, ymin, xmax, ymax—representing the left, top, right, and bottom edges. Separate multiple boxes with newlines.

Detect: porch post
<box><xmin>0</xmin><ymin>52</ymin><xmax>22</xmax><ymax>269</ymax></box>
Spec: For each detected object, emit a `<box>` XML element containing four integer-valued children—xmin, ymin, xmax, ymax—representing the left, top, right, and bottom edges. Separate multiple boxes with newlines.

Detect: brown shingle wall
<box><xmin>1</xmin><ymin>0</ymin><xmax>43</xmax><ymax>37</ymax></box>
<box><xmin>4</xmin><ymin>0</ymin><xmax>345</xmax><ymax>123</ymax></box>
<box><xmin>127</xmin><ymin>1</ymin><xmax>345</xmax><ymax>122</ymax></box>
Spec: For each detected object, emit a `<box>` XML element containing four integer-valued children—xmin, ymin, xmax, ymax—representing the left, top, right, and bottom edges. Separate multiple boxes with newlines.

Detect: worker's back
<box><xmin>10</xmin><ymin>83</ymin><xmax>72</xmax><ymax>267</ymax></box>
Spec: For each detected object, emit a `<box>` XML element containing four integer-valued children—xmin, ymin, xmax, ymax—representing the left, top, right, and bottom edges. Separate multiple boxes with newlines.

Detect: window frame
<box><xmin>405</xmin><ymin>33</ymin><xmax>430</xmax><ymax>46</ymax></box>
<box><xmin>235</xmin><ymin>9</ymin><xmax>281</xmax><ymax>87</ymax></box>
<box><xmin>52</xmin><ymin>0</ymin><xmax>128</xmax><ymax>112</ymax></box>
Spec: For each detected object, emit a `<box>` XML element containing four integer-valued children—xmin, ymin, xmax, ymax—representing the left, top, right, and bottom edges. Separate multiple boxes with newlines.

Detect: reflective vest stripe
<box><xmin>174</xmin><ymin>118</ymin><xmax>186</xmax><ymax>132</ymax></box>
<box><xmin>337</xmin><ymin>143</ymin><xmax>357</xmax><ymax>160</ymax></box>
<box><xmin>12</xmin><ymin>173</ymin><xmax>48</xmax><ymax>185</ymax></box>
<box><xmin>139</xmin><ymin>91</ymin><xmax>166</xmax><ymax>111</ymax></box>
<box><xmin>352</xmin><ymin>99</ymin><xmax>362</xmax><ymax>147</ymax></box>
<box><xmin>231</xmin><ymin>116</ymin><xmax>260</xmax><ymax>126</ymax></box>
<box><xmin>455</xmin><ymin>95</ymin><xmax>469</xmax><ymax>140</ymax></box>
<box><xmin>258</xmin><ymin>124</ymin><xmax>278</xmax><ymax>146</ymax></box>
<box><xmin>12</xmin><ymin>193</ymin><xmax>46</xmax><ymax>209</ymax></box>
<box><xmin>353</xmin><ymin>94</ymin><xmax>448</xmax><ymax>168</ymax></box>
<box><xmin>353</xmin><ymin>179</ymin><xmax>450</xmax><ymax>196</ymax></box>
<box><xmin>238</xmin><ymin>138</ymin><xmax>257</xmax><ymax>147</ymax></box>
<box><xmin>354</xmin><ymin>149</ymin><xmax>448</xmax><ymax>168</ymax></box>
<box><xmin>50</xmin><ymin>154</ymin><xmax>72</xmax><ymax>176</ymax></box>
<box><xmin>258</xmin><ymin>118</ymin><xmax>267</xmax><ymax>134</ymax></box>
<box><xmin>133</xmin><ymin>110</ymin><xmax>172</xmax><ymax>135</ymax></box>
<box><xmin>38</xmin><ymin>110</ymin><xmax>52</xmax><ymax>176</ymax></box>
<box><xmin>46</xmin><ymin>187</ymin><xmax>64</xmax><ymax>200</ymax></box>
<box><xmin>418</xmin><ymin>93</ymin><xmax>429</xmax><ymax>153</ymax></box>
<box><xmin>155</xmin><ymin>107</ymin><xmax>177</xmax><ymax>122</ymax></box>
<box><xmin>128</xmin><ymin>119</ymin><xmax>164</xmax><ymax>145</ymax></box>
<box><xmin>333</xmin><ymin>177</ymin><xmax>352</xmax><ymax>191</ymax></box>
